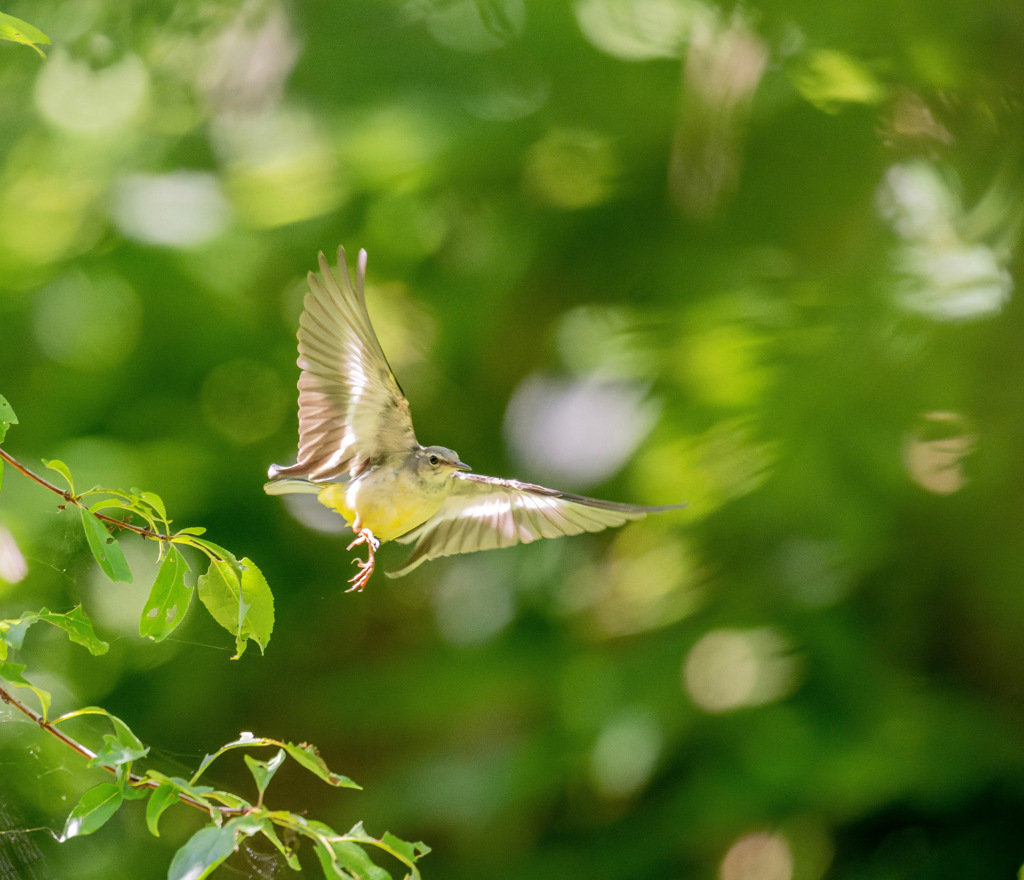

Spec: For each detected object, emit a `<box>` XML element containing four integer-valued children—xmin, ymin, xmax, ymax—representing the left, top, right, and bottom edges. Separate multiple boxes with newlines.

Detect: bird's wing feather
<box><xmin>387</xmin><ymin>472</ymin><xmax>684</xmax><ymax>577</ymax></box>
<box><xmin>274</xmin><ymin>247</ymin><xmax>416</xmax><ymax>482</ymax></box>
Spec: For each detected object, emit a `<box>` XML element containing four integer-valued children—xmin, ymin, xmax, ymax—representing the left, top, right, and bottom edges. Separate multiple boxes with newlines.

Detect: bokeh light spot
<box><xmin>523</xmin><ymin>128</ymin><xmax>617</xmax><ymax>209</ymax></box>
<box><xmin>575</xmin><ymin>0</ymin><xmax>698</xmax><ymax>60</ymax></box>
<box><xmin>684</xmin><ymin>627</ymin><xmax>799</xmax><ymax>713</ymax></box>
<box><xmin>201</xmin><ymin>359</ymin><xmax>287</xmax><ymax>445</ymax></box>
<box><xmin>0</xmin><ymin>523</ymin><xmax>28</xmax><ymax>586</ymax></box>
<box><xmin>433</xmin><ymin>557</ymin><xmax>515</xmax><ymax>645</ymax></box>
<box><xmin>111</xmin><ymin>172</ymin><xmax>232</xmax><ymax>247</ymax></box>
<box><xmin>35</xmin><ymin>49</ymin><xmax>150</xmax><ymax>135</ymax></box>
<box><xmin>33</xmin><ymin>271</ymin><xmax>141</xmax><ymax>370</ymax></box>
<box><xmin>589</xmin><ymin>707</ymin><xmax>662</xmax><ymax>798</ymax></box>
<box><xmin>720</xmin><ymin>832</ymin><xmax>794</xmax><ymax>880</ymax></box>
<box><xmin>504</xmin><ymin>373</ymin><xmax>659</xmax><ymax>488</ymax></box>
<box><xmin>424</xmin><ymin>0</ymin><xmax>526</xmax><ymax>53</ymax></box>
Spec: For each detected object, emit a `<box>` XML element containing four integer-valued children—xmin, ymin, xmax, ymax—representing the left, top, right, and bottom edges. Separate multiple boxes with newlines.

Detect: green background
<box><xmin>2</xmin><ymin>1</ymin><xmax>1024</xmax><ymax>878</ymax></box>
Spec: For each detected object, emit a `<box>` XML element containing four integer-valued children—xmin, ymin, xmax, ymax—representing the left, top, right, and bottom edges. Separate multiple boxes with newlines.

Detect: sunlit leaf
<box><xmin>37</xmin><ymin>605</ymin><xmax>109</xmax><ymax>655</ymax></box>
<box><xmin>174</xmin><ymin>526</ymin><xmax>207</xmax><ymax>537</ymax></box>
<box><xmin>140</xmin><ymin>546</ymin><xmax>192</xmax><ymax>641</ymax></box>
<box><xmin>80</xmin><ymin>508</ymin><xmax>133</xmax><ymax>583</ymax></box>
<box><xmin>197</xmin><ymin>557</ymin><xmax>273</xmax><ymax>658</ymax></box>
<box><xmin>0</xmin><ymin>12</ymin><xmax>50</xmax><ymax>58</ymax></box>
<box><xmin>138</xmin><ymin>490</ymin><xmax>167</xmax><ymax>521</ymax></box>
<box><xmin>42</xmin><ymin>458</ymin><xmax>74</xmax><ymax>492</ymax></box>
<box><xmin>61</xmin><ymin>782</ymin><xmax>123</xmax><ymax>840</ymax></box>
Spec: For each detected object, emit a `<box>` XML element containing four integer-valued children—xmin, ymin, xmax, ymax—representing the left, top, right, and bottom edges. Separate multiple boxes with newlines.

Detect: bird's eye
<box><xmin>429</xmin><ymin>454</ymin><xmax>439</xmax><ymax>466</ymax></box>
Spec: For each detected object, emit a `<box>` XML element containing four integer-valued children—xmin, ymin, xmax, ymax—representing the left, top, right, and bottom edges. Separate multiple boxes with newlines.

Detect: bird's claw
<box><xmin>346</xmin><ymin>528</ymin><xmax>379</xmax><ymax>592</ymax></box>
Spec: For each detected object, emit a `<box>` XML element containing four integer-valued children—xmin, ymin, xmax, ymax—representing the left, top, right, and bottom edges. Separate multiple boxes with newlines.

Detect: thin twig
<box><xmin>0</xmin><ymin>684</ymin><xmax>229</xmax><ymax>817</ymax></box>
<box><xmin>0</xmin><ymin>448</ymin><xmax>167</xmax><ymax>541</ymax></box>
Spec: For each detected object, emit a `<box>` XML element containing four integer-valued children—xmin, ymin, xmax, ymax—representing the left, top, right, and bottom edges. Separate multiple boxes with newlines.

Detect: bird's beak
<box><xmin>453</xmin><ymin>459</ymin><xmax>471</xmax><ymax>471</ymax></box>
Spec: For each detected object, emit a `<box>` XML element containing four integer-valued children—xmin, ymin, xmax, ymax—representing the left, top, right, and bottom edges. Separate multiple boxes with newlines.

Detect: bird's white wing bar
<box><xmin>388</xmin><ymin>472</ymin><xmax>685</xmax><ymax>577</ymax></box>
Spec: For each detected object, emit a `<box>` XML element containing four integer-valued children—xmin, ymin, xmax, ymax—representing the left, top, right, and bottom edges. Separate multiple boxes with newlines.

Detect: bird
<box><xmin>265</xmin><ymin>246</ymin><xmax>684</xmax><ymax>591</ymax></box>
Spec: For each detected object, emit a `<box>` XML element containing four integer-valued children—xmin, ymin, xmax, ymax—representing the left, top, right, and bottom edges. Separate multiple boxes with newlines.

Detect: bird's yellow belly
<box><xmin>317</xmin><ymin>474</ymin><xmax>447</xmax><ymax>542</ymax></box>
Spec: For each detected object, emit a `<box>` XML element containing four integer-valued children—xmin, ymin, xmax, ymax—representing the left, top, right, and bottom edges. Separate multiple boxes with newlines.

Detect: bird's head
<box><xmin>414</xmin><ymin>446</ymin><xmax>471</xmax><ymax>485</ymax></box>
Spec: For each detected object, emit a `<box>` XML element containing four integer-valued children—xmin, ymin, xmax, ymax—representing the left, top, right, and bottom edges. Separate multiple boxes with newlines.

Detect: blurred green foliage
<box><xmin>2</xmin><ymin>1</ymin><xmax>1024</xmax><ymax>878</ymax></box>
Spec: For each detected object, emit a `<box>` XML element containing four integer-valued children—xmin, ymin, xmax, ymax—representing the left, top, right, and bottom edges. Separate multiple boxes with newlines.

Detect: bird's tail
<box><xmin>263</xmin><ymin>472</ymin><xmax>322</xmax><ymax>496</ymax></box>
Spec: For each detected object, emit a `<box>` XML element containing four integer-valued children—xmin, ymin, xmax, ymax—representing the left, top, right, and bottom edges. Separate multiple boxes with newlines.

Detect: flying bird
<box><xmin>265</xmin><ymin>247</ymin><xmax>683</xmax><ymax>591</ymax></box>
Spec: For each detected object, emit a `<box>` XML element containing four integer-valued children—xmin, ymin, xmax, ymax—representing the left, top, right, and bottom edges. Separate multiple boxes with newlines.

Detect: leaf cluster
<box><xmin>0</xmin><ymin>394</ymin><xmax>429</xmax><ymax>879</ymax></box>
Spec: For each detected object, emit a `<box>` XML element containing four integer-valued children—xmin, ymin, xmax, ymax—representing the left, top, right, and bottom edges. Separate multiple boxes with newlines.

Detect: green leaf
<box><xmin>137</xmin><ymin>490</ymin><xmax>167</xmax><ymax>521</ymax></box>
<box><xmin>140</xmin><ymin>546</ymin><xmax>192</xmax><ymax>641</ymax></box>
<box><xmin>190</xmin><ymin>733</ymin><xmax>360</xmax><ymax>790</ymax></box>
<box><xmin>146</xmin><ymin>783</ymin><xmax>180</xmax><ymax>837</ymax></box>
<box><xmin>282</xmin><ymin>742</ymin><xmax>360</xmax><ymax>789</ymax></box>
<box><xmin>90</xmin><ymin>714</ymin><xmax>149</xmax><ymax>771</ymax></box>
<box><xmin>0</xmin><ymin>659</ymin><xmax>51</xmax><ymax>718</ymax></box>
<box><xmin>167</xmin><ymin>824</ymin><xmax>238</xmax><ymax>880</ymax></box>
<box><xmin>257</xmin><ymin>821</ymin><xmax>302</xmax><ymax>871</ymax></box>
<box><xmin>0</xmin><ymin>13</ymin><xmax>50</xmax><ymax>57</ymax></box>
<box><xmin>42</xmin><ymin>458</ymin><xmax>74</xmax><ymax>492</ymax></box>
<box><xmin>343</xmin><ymin>822</ymin><xmax>430</xmax><ymax>878</ymax></box>
<box><xmin>0</xmin><ymin>395</ymin><xmax>16</xmax><ymax>444</ymax></box>
<box><xmin>0</xmin><ymin>615</ymin><xmax>36</xmax><ymax>656</ymax></box>
<box><xmin>80</xmin><ymin>508</ymin><xmax>133</xmax><ymax>583</ymax></box>
<box><xmin>332</xmin><ymin>842</ymin><xmax>393</xmax><ymax>880</ymax></box>
<box><xmin>197</xmin><ymin>557</ymin><xmax>273</xmax><ymax>659</ymax></box>
<box><xmin>174</xmin><ymin>526</ymin><xmax>207</xmax><ymax>537</ymax></box>
<box><xmin>190</xmin><ymin>536</ymin><xmax>239</xmax><ymax>566</ymax></box>
<box><xmin>244</xmin><ymin>749</ymin><xmax>285</xmax><ymax>800</ymax></box>
<box><xmin>61</xmin><ymin>782</ymin><xmax>123</xmax><ymax>840</ymax></box>
<box><xmin>314</xmin><ymin>840</ymin><xmax>358</xmax><ymax>880</ymax></box>
<box><xmin>37</xmin><ymin>605</ymin><xmax>109</xmax><ymax>655</ymax></box>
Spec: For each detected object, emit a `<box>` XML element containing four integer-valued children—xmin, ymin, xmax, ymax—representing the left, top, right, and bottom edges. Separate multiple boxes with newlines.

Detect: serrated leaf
<box><xmin>168</xmin><ymin>824</ymin><xmax>238</xmax><ymax>880</ymax></box>
<box><xmin>37</xmin><ymin>605</ymin><xmax>109</xmax><ymax>655</ymax></box>
<box><xmin>197</xmin><ymin>557</ymin><xmax>273</xmax><ymax>659</ymax></box>
<box><xmin>61</xmin><ymin>782</ymin><xmax>123</xmax><ymax>840</ymax></box>
<box><xmin>283</xmin><ymin>742</ymin><xmax>360</xmax><ymax>789</ymax></box>
<box><xmin>80</xmin><ymin>509</ymin><xmax>133</xmax><ymax>583</ymax></box>
<box><xmin>0</xmin><ymin>659</ymin><xmax>51</xmax><ymax>718</ymax></box>
<box><xmin>244</xmin><ymin>749</ymin><xmax>285</xmax><ymax>800</ymax></box>
<box><xmin>146</xmin><ymin>783</ymin><xmax>180</xmax><ymax>837</ymax></box>
<box><xmin>42</xmin><ymin>458</ymin><xmax>74</xmax><ymax>491</ymax></box>
<box><xmin>140</xmin><ymin>546</ymin><xmax>192</xmax><ymax>641</ymax></box>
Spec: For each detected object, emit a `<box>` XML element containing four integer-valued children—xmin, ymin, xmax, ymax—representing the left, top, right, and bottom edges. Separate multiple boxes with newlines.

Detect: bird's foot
<box><xmin>346</xmin><ymin>528</ymin><xmax>380</xmax><ymax>592</ymax></box>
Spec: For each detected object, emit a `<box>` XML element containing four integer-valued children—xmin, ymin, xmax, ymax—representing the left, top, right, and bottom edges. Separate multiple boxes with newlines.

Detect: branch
<box><xmin>0</xmin><ymin>448</ymin><xmax>166</xmax><ymax>541</ymax></box>
<box><xmin>0</xmin><ymin>683</ymin><xmax>228</xmax><ymax>817</ymax></box>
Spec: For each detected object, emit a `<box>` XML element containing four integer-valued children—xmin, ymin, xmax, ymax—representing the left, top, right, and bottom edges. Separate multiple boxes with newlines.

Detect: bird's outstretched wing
<box><xmin>272</xmin><ymin>247</ymin><xmax>417</xmax><ymax>482</ymax></box>
<box><xmin>387</xmin><ymin>472</ymin><xmax>684</xmax><ymax>577</ymax></box>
